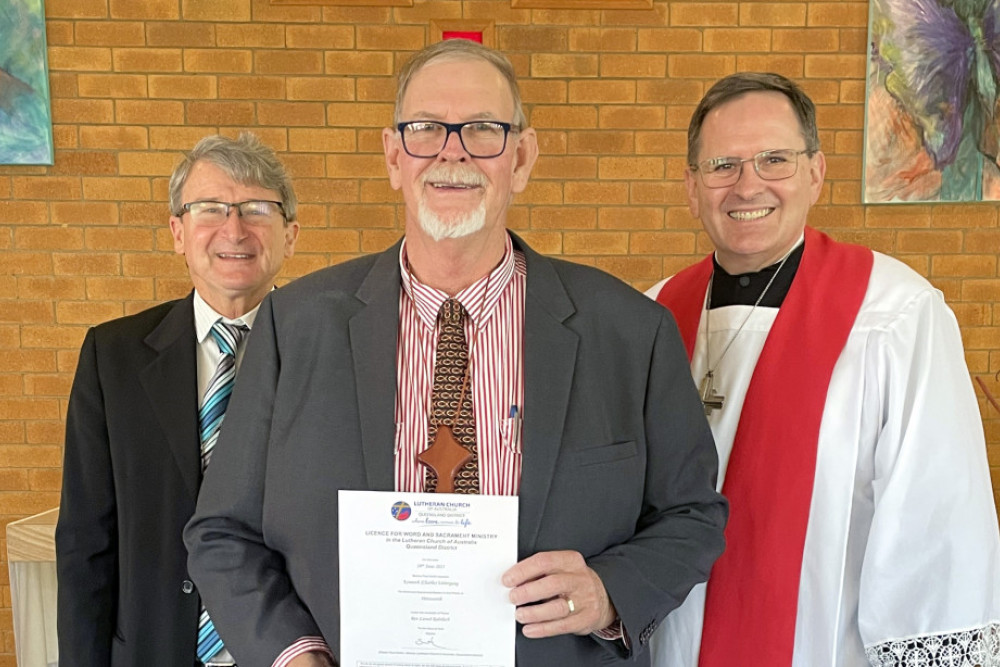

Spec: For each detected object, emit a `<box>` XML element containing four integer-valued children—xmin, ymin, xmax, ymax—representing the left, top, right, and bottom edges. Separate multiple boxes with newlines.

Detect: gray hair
<box><xmin>168</xmin><ymin>132</ymin><xmax>297</xmax><ymax>223</ymax></box>
<box><xmin>393</xmin><ymin>39</ymin><xmax>527</xmax><ymax>129</ymax></box>
<box><xmin>688</xmin><ymin>72</ymin><xmax>820</xmax><ymax>165</ymax></box>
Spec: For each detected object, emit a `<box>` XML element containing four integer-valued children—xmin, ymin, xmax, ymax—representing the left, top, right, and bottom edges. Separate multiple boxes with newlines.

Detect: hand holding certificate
<box><xmin>339</xmin><ymin>491</ymin><xmax>518</xmax><ymax>667</ymax></box>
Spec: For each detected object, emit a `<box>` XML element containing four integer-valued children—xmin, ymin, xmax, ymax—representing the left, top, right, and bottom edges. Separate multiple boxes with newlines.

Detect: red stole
<box><xmin>656</xmin><ymin>227</ymin><xmax>873</xmax><ymax>667</ymax></box>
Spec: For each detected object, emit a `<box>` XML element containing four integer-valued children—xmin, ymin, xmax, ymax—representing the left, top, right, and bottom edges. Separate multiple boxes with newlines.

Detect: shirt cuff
<box><xmin>271</xmin><ymin>637</ymin><xmax>334</xmax><ymax>667</ymax></box>
<box><xmin>593</xmin><ymin>618</ymin><xmax>630</xmax><ymax>649</ymax></box>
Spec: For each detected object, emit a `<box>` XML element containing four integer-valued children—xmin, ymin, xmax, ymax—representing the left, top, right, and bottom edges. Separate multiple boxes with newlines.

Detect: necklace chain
<box><xmin>705</xmin><ymin>250</ymin><xmax>792</xmax><ymax>375</ymax></box>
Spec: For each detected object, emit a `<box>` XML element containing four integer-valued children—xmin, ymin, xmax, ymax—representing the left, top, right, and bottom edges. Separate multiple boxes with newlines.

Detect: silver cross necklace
<box><xmin>699</xmin><ymin>250</ymin><xmax>792</xmax><ymax>416</ymax></box>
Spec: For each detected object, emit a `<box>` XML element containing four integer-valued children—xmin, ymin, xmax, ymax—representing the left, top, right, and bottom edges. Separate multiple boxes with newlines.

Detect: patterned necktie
<box><xmin>422</xmin><ymin>299</ymin><xmax>479</xmax><ymax>494</ymax></box>
<box><xmin>196</xmin><ymin>321</ymin><xmax>248</xmax><ymax>664</ymax></box>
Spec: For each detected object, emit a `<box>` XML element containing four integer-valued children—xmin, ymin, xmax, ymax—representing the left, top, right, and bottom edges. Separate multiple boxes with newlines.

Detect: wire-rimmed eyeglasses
<box><xmin>180</xmin><ymin>200</ymin><xmax>286</xmax><ymax>226</ymax></box>
<box><xmin>397</xmin><ymin>120</ymin><xmax>519</xmax><ymax>159</ymax></box>
<box><xmin>690</xmin><ymin>149</ymin><xmax>811</xmax><ymax>188</ymax></box>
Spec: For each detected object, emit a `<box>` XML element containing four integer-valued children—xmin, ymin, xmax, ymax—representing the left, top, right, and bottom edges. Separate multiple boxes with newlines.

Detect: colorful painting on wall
<box><xmin>0</xmin><ymin>0</ymin><xmax>53</xmax><ymax>165</ymax></box>
<box><xmin>864</xmin><ymin>0</ymin><xmax>1000</xmax><ymax>203</ymax></box>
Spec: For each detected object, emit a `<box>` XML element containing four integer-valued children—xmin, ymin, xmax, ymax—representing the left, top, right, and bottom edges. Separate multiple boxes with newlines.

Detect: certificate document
<box><xmin>338</xmin><ymin>490</ymin><xmax>518</xmax><ymax>667</ymax></box>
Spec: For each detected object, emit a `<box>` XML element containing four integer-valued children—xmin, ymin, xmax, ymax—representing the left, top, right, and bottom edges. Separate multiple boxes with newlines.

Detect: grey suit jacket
<box><xmin>185</xmin><ymin>235</ymin><xmax>727</xmax><ymax>667</ymax></box>
<box><xmin>57</xmin><ymin>295</ymin><xmax>203</xmax><ymax>666</ymax></box>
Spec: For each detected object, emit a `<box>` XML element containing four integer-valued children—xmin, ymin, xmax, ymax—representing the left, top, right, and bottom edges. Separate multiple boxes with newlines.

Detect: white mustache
<box><xmin>421</xmin><ymin>165</ymin><xmax>487</xmax><ymax>188</ymax></box>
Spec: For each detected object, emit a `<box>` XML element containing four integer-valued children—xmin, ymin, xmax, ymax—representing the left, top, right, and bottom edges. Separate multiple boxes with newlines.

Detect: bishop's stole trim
<box><xmin>656</xmin><ymin>227</ymin><xmax>874</xmax><ymax>667</ymax></box>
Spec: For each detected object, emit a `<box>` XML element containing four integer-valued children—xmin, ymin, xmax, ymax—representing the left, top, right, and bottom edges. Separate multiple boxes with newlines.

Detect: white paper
<box><xmin>339</xmin><ymin>490</ymin><xmax>518</xmax><ymax>667</ymax></box>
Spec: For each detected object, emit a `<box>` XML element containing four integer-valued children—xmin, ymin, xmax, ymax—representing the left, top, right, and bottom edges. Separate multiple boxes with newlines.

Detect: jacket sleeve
<box><xmin>184</xmin><ymin>295</ymin><xmax>325</xmax><ymax>667</ymax></box>
<box><xmin>56</xmin><ymin>327</ymin><xmax>117</xmax><ymax>665</ymax></box>
<box><xmin>587</xmin><ymin>309</ymin><xmax>729</xmax><ymax>654</ymax></box>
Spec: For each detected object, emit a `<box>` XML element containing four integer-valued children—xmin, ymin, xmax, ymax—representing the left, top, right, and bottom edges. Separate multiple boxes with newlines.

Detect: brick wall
<box><xmin>1</xmin><ymin>0</ymin><xmax>997</xmax><ymax>661</ymax></box>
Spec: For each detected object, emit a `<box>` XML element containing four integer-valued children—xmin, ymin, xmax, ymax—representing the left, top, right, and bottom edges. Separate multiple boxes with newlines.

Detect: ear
<box><xmin>684</xmin><ymin>168</ymin><xmax>700</xmax><ymax>219</ymax></box>
<box><xmin>169</xmin><ymin>216</ymin><xmax>186</xmax><ymax>255</ymax></box>
<box><xmin>383</xmin><ymin>127</ymin><xmax>403</xmax><ymax>191</ymax></box>
<box><xmin>283</xmin><ymin>220</ymin><xmax>300</xmax><ymax>258</ymax></box>
<box><xmin>510</xmin><ymin>127</ymin><xmax>539</xmax><ymax>194</ymax></box>
<box><xmin>808</xmin><ymin>150</ymin><xmax>826</xmax><ymax>206</ymax></box>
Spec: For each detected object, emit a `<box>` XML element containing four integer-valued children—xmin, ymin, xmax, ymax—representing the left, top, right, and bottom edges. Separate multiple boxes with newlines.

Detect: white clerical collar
<box><xmin>192</xmin><ymin>289</ymin><xmax>264</xmax><ymax>345</ymax></box>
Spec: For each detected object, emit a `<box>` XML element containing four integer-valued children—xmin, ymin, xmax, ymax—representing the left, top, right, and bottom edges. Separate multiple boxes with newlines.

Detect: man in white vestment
<box><xmin>647</xmin><ymin>72</ymin><xmax>1000</xmax><ymax>667</ymax></box>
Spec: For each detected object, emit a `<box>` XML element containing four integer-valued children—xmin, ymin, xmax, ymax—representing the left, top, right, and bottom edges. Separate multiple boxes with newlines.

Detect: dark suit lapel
<box><xmin>516</xmin><ymin>237</ymin><xmax>579</xmax><ymax>554</ymax></box>
<box><xmin>350</xmin><ymin>241</ymin><xmax>404</xmax><ymax>491</ymax></box>
<box><xmin>140</xmin><ymin>293</ymin><xmax>201</xmax><ymax>501</ymax></box>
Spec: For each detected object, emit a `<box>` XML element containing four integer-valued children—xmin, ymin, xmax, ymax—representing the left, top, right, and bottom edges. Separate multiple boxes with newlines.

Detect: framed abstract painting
<box><xmin>864</xmin><ymin>0</ymin><xmax>1000</xmax><ymax>202</ymax></box>
<box><xmin>0</xmin><ymin>0</ymin><xmax>53</xmax><ymax>165</ymax></box>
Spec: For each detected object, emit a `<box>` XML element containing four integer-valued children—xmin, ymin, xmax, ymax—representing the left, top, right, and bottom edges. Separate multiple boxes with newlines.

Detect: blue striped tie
<box><xmin>196</xmin><ymin>321</ymin><xmax>248</xmax><ymax>664</ymax></box>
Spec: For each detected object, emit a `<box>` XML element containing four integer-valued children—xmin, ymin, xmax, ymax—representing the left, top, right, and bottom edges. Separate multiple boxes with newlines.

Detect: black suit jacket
<box><xmin>185</xmin><ymin>235</ymin><xmax>728</xmax><ymax>666</ymax></box>
<box><xmin>56</xmin><ymin>293</ymin><xmax>203</xmax><ymax>666</ymax></box>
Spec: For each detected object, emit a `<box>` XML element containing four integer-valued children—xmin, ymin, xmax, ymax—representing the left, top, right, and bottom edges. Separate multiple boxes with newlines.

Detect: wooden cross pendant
<box><xmin>699</xmin><ymin>371</ymin><xmax>725</xmax><ymax>416</ymax></box>
<box><xmin>417</xmin><ymin>424</ymin><xmax>472</xmax><ymax>493</ymax></box>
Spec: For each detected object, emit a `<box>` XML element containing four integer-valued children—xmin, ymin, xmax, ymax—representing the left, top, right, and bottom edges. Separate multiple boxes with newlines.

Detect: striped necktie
<box><xmin>422</xmin><ymin>299</ymin><xmax>479</xmax><ymax>493</ymax></box>
<box><xmin>196</xmin><ymin>321</ymin><xmax>248</xmax><ymax>664</ymax></box>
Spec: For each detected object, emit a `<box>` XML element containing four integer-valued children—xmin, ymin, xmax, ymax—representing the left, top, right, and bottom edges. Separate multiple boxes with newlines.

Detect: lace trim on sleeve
<box><xmin>865</xmin><ymin>623</ymin><xmax>1000</xmax><ymax>666</ymax></box>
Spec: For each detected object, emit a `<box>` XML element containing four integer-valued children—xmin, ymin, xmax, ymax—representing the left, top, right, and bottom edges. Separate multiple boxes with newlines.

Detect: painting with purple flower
<box><xmin>864</xmin><ymin>0</ymin><xmax>1000</xmax><ymax>202</ymax></box>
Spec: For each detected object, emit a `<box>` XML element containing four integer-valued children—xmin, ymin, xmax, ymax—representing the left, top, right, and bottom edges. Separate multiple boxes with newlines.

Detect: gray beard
<box><xmin>417</xmin><ymin>199</ymin><xmax>487</xmax><ymax>242</ymax></box>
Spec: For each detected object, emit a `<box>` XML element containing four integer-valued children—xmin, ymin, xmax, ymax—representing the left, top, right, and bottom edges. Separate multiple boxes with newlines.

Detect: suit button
<box><xmin>181</xmin><ymin>580</ymin><xmax>195</xmax><ymax>594</ymax></box>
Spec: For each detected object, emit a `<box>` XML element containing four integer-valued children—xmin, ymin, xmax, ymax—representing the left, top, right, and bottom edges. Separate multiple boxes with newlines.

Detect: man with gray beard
<box><xmin>185</xmin><ymin>39</ymin><xmax>727</xmax><ymax>667</ymax></box>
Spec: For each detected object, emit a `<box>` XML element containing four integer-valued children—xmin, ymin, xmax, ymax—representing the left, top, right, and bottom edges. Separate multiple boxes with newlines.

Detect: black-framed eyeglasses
<box><xmin>396</xmin><ymin>120</ymin><xmax>519</xmax><ymax>159</ymax></box>
<box><xmin>690</xmin><ymin>149</ymin><xmax>812</xmax><ymax>188</ymax></box>
<box><xmin>180</xmin><ymin>200</ymin><xmax>286</xmax><ymax>226</ymax></box>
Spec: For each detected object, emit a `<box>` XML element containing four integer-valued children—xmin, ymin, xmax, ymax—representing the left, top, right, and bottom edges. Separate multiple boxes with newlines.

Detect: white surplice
<box><xmin>646</xmin><ymin>251</ymin><xmax>1000</xmax><ymax>666</ymax></box>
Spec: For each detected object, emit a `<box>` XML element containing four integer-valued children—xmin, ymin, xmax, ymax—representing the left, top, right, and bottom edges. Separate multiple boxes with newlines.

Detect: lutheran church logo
<box><xmin>391</xmin><ymin>501</ymin><xmax>412</xmax><ymax>521</ymax></box>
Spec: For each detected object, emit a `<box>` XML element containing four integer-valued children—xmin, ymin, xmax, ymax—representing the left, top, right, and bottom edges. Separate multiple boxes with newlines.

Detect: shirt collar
<box><xmin>193</xmin><ymin>289</ymin><xmax>264</xmax><ymax>344</ymax></box>
<box><xmin>399</xmin><ymin>233</ymin><xmax>518</xmax><ymax>330</ymax></box>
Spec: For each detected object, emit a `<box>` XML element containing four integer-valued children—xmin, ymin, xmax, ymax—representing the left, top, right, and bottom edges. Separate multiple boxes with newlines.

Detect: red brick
<box><xmin>0</xmin><ymin>203</ymin><xmax>48</xmax><ymax>225</ymax></box>
<box><xmin>670</xmin><ymin>3</ymin><xmax>738</xmax><ymax>26</ymax></box>
<box><xmin>568</xmin><ymin>80</ymin><xmax>635</xmax><ymax>104</ymax></box>
<box><xmin>186</xmin><ymin>101</ymin><xmax>256</xmax><ymax>126</ymax></box>
<box><xmin>216</xmin><ymin>75</ymin><xmax>285</xmax><ymax>100</ymax></box>
<box><xmin>148</xmin><ymin>75</ymin><xmax>217</xmax><ymax>100</ymax></box>
<box><xmin>51</xmin><ymin>99</ymin><xmax>114</xmax><ymax>124</ymax></box>
<box><xmin>216</xmin><ymin>24</ymin><xmax>284</xmax><ymax>48</ymax></box>
<box><xmin>183</xmin><ymin>50</ymin><xmax>253</xmax><ymax>74</ymax></box>
<box><xmin>112</xmin><ymin>48</ymin><xmax>183</xmax><ymax>75</ymax></box>
<box><xmin>82</xmin><ymin>177</ymin><xmax>151</xmax><ymax>202</ymax></box>
<box><xmin>110</xmin><ymin>0</ymin><xmax>178</xmax><ymax>19</ymax></box>
<box><xmin>86</xmin><ymin>277</ymin><xmax>155</xmax><ymax>301</ymax></box>
<box><xmin>288</xmin><ymin>129</ymin><xmax>357</xmax><ymax>153</ymax></box>
<box><xmin>50</xmin><ymin>151</ymin><xmax>118</xmax><ymax>176</ymax></box>
<box><xmin>75</xmin><ymin>21</ymin><xmax>145</xmax><ymax>46</ymax></box>
<box><xmin>56</xmin><ymin>301</ymin><xmax>125</xmax><ymax>325</ymax></box>
<box><xmin>531</xmin><ymin>54</ymin><xmax>599</xmax><ymax>78</ymax></box>
<box><xmin>325</xmin><ymin>52</ymin><xmax>395</xmax><ymax>76</ymax></box>
<box><xmin>530</xmin><ymin>207</ymin><xmax>597</xmax><ymax>230</ymax></box>
<box><xmin>116</xmin><ymin>100</ymin><xmax>185</xmax><ymax>125</ymax></box>
<box><xmin>17</xmin><ymin>276</ymin><xmax>87</xmax><ymax>300</ymax></box>
<box><xmin>45</xmin><ymin>0</ymin><xmax>108</xmax><ymax>18</ymax></box>
<box><xmin>11</xmin><ymin>176</ymin><xmax>83</xmax><ymax>199</ymax></box>
<box><xmin>599</xmin><ymin>207</ymin><xmax>664</xmax><ymax>230</ymax></box>
<box><xmin>637</xmin><ymin>28</ymin><xmax>703</xmax><ymax>53</ymax></box>
<box><xmin>564</xmin><ymin>181</ymin><xmax>629</xmax><ymax>204</ymax></box>
<box><xmin>256</xmin><ymin>50</ymin><xmax>324</xmax><ymax>75</ymax></box>
<box><xmin>530</xmin><ymin>106</ymin><xmax>598</xmax><ymax>129</ymax></box>
<box><xmin>182</xmin><ymin>0</ymin><xmax>252</xmax><ymax>21</ymax></box>
<box><xmin>600</xmin><ymin>105</ymin><xmax>665</xmax><ymax>130</ymax></box>
<box><xmin>258</xmin><ymin>102</ymin><xmax>325</xmax><ymax>127</ymax></box>
<box><xmin>79</xmin><ymin>126</ymin><xmax>149</xmax><ymax>150</ymax></box>
<box><xmin>48</xmin><ymin>46</ymin><xmax>112</xmax><ymax>71</ymax></box>
<box><xmin>146</xmin><ymin>22</ymin><xmax>214</xmax><ymax>47</ymax></box>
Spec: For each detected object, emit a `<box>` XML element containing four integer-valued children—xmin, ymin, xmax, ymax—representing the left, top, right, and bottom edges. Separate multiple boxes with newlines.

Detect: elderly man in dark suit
<box><xmin>185</xmin><ymin>39</ymin><xmax>727</xmax><ymax>667</ymax></box>
<box><xmin>56</xmin><ymin>132</ymin><xmax>299</xmax><ymax>666</ymax></box>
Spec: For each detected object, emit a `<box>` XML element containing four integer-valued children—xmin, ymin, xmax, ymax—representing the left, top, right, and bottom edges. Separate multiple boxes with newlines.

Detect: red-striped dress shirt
<box><xmin>395</xmin><ymin>233</ymin><xmax>526</xmax><ymax>495</ymax></box>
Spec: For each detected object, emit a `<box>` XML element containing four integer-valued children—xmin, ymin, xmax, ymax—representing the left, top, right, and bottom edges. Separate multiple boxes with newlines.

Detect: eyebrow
<box><xmin>402</xmin><ymin>111</ymin><xmax>502</xmax><ymax>121</ymax></box>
